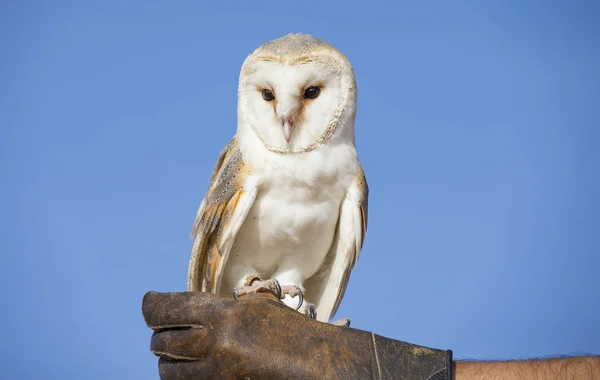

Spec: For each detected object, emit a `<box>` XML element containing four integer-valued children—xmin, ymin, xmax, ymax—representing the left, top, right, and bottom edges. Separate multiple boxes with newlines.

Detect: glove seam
<box><xmin>426</xmin><ymin>367</ymin><xmax>445</xmax><ymax>380</ymax></box>
<box><xmin>371</xmin><ymin>332</ymin><xmax>381</xmax><ymax>380</ymax></box>
<box><xmin>150</xmin><ymin>351</ymin><xmax>205</xmax><ymax>361</ymax></box>
<box><xmin>149</xmin><ymin>324</ymin><xmax>205</xmax><ymax>331</ymax></box>
<box><xmin>446</xmin><ymin>349</ymin><xmax>453</xmax><ymax>380</ymax></box>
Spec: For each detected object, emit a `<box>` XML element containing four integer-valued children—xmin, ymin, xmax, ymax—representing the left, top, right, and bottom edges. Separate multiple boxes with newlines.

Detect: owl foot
<box><xmin>302</xmin><ymin>303</ymin><xmax>351</xmax><ymax>327</ymax></box>
<box><xmin>232</xmin><ymin>276</ymin><xmax>282</xmax><ymax>301</ymax></box>
<box><xmin>331</xmin><ymin>317</ymin><xmax>351</xmax><ymax>327</ymax></box>
<box><xmin>281</xmin><ymin>284</ymin><xmax>304</xmax><ymax>311</ymax></box>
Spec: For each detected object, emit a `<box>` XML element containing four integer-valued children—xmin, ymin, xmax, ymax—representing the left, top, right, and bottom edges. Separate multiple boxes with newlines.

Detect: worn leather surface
<box><xmin>142</xmin><ymin>291</ymin><xmax>452</xmax><ymax>380</ymax></box>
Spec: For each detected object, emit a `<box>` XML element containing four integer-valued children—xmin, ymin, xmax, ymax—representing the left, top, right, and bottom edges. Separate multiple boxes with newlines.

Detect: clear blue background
<box><xmin>1</xmin><ymin>1</ymin><xmax>599</xmax><ymax>378</ymax></box>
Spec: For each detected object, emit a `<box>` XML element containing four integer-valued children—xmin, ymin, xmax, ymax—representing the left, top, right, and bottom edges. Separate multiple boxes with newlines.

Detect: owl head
<box><xmin>237</xmin><ymin>33</ymin><xmax>357</xmax><ymax>154</ymax></box>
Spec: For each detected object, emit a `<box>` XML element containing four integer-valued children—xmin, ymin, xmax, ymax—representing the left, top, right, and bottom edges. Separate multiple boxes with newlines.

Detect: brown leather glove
<box><xmin>142</xmin><ymin>291</ymin><xmax>453</xmax><ymax>380</ymax></box>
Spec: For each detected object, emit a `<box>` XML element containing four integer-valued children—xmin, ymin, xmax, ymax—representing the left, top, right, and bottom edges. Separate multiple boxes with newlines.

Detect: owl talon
<box><xmin>232</xmin><ymin>288</ymin><xmax>240</xmax><ymax>301</ymax></box>
<box><xmin>294</xmin><ymin>288</ymin><xmax>304</xmax><ymax>311</ymax></box>
<box><xmin>281</xmin><ymin>285</ymin><xmax>304</xmax><ymax>310</ymax></box>
<box><xmin>307</xmin><ymin>303</ymin><xmax>317</xmax><ymax>319</ymax></box>
<box><xmin>273</xmin><ymin>279</ymin><xmax>282</xmax><ymax>300</ymax></box>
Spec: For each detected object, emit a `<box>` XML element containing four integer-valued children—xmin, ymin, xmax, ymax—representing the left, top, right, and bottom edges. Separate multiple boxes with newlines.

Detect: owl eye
<box><xmin>303</xmin><ymin>86</ymin><xmax>320</xmax><ymax>99</ymax></box>
<box><xmin>262</xmin><ymin>89</ymin><xmax>275</xmax><ymax>101</ymax></box>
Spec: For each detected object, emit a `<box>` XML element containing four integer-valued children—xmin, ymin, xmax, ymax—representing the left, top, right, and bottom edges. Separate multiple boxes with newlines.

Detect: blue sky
<box><xmin>1</xmin><ymin>1</ymin><xmax>599</xmax><ymax>378</ymax></box>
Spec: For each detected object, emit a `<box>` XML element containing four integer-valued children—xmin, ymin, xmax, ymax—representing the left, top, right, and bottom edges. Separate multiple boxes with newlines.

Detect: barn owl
<box><xmin>187</xmin><ymin>33</ymin><xmax>368</xmax><ymax>324</ymax></box>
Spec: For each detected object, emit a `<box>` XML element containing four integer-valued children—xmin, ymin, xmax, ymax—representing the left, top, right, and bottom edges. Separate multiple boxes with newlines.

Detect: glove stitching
<box><xmin>426</xmin><ymin>367</ymin><xmax>444</xmax><ymax>380</ymax></box>
<box><xmin>371</xmin><ymin>332</ymin><xmax>381</xmax><ymax>380</ymax></box>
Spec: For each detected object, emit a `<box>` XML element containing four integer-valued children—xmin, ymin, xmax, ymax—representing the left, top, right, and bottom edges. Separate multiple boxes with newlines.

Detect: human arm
<box><xmin>454</xmin><ymin>357</ymin><xmax>600</xmax><ymax>380</ymax></box>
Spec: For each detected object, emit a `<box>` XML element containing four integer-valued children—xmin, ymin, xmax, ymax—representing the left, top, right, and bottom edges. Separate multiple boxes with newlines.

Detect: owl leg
<box><xmin>232</xmin><ymin>275</ymin><xmax>282</xmax><ymax>300</ymax></box>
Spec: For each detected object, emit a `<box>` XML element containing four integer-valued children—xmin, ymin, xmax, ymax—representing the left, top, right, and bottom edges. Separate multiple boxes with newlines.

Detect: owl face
<box><xmin>237</xmin><ymin>34</ymin><xmax>357</xmax><ymax>154</ymax></box>
<box><xmin>241</xmin><ymin>60</ymin><xmax>346</xmax><ymax>152</ymax></box>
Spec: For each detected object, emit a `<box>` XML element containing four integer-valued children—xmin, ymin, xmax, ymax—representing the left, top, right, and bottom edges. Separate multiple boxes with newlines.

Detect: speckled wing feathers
<box><xmin>187</xmin><ymin>137</ymin><xmax>258</xmax><ymax>292</ymax></box>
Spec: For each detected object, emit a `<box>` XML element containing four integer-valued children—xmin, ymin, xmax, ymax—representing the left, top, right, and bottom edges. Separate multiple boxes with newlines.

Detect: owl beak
<box><xmin>281</xmin><ymin>117</ymin><xmax>295</xmax><ymax>143</ymax></box>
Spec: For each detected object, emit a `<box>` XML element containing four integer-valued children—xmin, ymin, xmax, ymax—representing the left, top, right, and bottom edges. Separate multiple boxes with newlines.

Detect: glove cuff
<box><xmin>372</xmin><ymin>333</ymin><xmax>453</xmax><ymax>380</ymax></box>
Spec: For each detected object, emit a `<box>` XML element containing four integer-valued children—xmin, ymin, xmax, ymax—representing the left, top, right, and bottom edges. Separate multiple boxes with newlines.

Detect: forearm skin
<box><xmin>454</xmin><ymin>356</ymin><xmax>600</xmax><ymax>380</ymax></box>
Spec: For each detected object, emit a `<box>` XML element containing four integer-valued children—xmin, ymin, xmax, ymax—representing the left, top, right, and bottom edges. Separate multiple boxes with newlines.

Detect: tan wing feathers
<box><xmin>191</xmin><ymin>137</ymin><xmax>240</xmax><ymax>238</ymax></box>
<box><xmin>187</xmin><ymin>137</ymin><xmax>257</xmax><ymax>292</ymax></box>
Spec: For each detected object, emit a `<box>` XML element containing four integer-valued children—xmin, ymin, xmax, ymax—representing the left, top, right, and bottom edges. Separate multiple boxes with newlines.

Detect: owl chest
<box><xmin>236</xmin><ymin>153</ymin><xmax>355</xmax><ymax>257</ymax></box>
<box><xmin>244</xmin><ymin>170</ymin><xmax>347</xmax><ymax>252</ymax></box>
<box><xmin>253</xmin><ymin>187</ymin><xmax>339</xmax><ymax>243</ymax></box>
<box><xmin>231</xmin><ymin>141</ymin><xmax>357</xmax><ymax>270</ymax></box>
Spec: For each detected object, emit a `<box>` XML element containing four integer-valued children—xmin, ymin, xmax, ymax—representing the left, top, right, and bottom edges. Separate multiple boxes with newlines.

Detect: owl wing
<box><xmin>187</xmin><ymin>137</ymin><xmax>259</xmax><ymax>292</ymax></box>
<box><xmin>307</xmin><ymin>164</ymin><xmax>369</xmax><ymax>322</ymax></box>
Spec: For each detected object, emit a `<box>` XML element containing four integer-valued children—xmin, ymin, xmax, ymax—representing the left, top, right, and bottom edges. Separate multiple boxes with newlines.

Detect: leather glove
<box><xmin>142</xmin><ymin>291</ymin><xmax>453</xmax><ymax>380</ymax></box>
